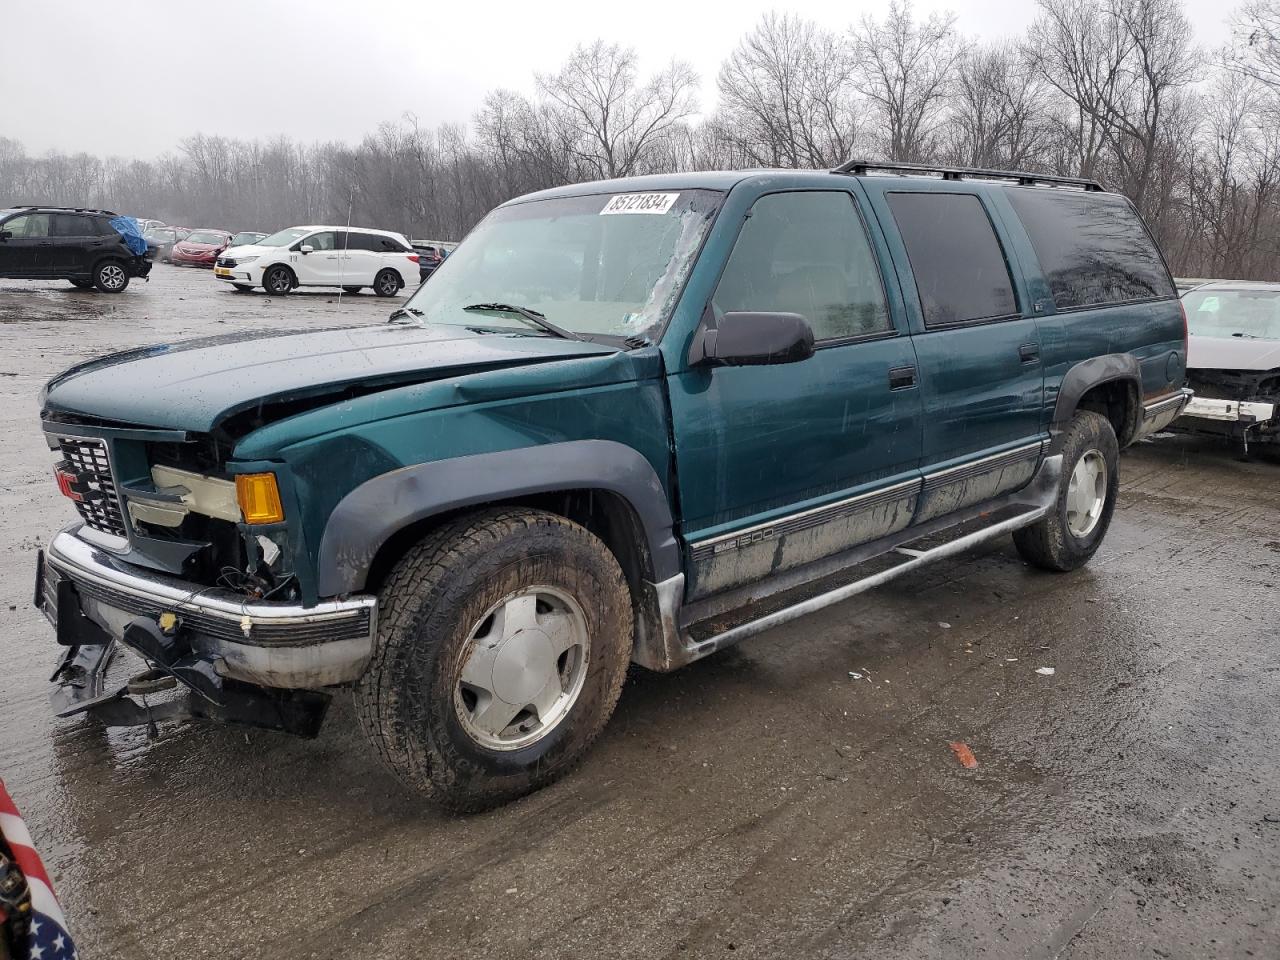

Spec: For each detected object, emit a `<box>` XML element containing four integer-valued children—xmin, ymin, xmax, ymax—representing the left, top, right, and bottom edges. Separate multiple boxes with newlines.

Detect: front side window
<box><xmin>2</xmin><ymin>213</ymin><xmax>52</xmax><ymax>238</ymax></box>
<box><xmin>887</xmin><ymin>192</ymin><xmax>1018</xmax><ymax>327</ymax></box>
<box><xmin>713</xmin><ymin>191</ymin><xmax>891</xmax><ymax>341</ymax></box>
<box><xmin>400</xmin><ymin>189</ymin><xmax>723</xmax><ymax>342</ymax></box>
<box><xmin>303</xmin><ymin>231</ymin><xmax>337</xmax><ymax>251</ymax></box>
<box><xmin>1183</xmin><ymin>288</ymin><xmax>1280</xmax><ymax>340</ymax></box>
<box><xmin>1006</xmin><ymin>188</ymin><xmax>1176</xmax><ymax>309</ymax></box>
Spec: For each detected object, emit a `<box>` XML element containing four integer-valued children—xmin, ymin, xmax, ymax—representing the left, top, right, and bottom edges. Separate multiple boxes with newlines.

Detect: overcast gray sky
<box><xmin>0</xmin><ymin>0</ymin><xmax>1238</xmax><ymax>158</ymax></box>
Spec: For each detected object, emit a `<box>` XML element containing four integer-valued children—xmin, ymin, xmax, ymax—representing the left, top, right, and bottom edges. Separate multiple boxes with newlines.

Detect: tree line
<box><xmin>3</xmin><ymin>0</ymin><xmax>1280</xmax><ymax>278</ymax></box>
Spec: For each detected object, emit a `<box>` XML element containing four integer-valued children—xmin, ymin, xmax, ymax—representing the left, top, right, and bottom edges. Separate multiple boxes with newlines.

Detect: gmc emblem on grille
<box><xmin>53</xmin><ymin>461</ymin><xmax>91</xmax><ymax>502</ymax></box>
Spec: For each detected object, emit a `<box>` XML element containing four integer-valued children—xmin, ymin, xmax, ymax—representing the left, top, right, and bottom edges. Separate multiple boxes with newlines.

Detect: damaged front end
<box><xmin>1179</xmin><ymin>367</ymin><xmax>1280</xmax><ymax>453</ymax></box>
<box><xmin>36</xmin><ymin>417</ymin><xmax>375</xmax><ymax>738</ymax></box>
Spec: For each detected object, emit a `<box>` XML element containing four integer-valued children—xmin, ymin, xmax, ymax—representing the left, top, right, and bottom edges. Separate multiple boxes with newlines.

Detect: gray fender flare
<box><xmin>315</xmin><ymin>439</ymin><xmax>678</xmax><ymax>596</ymax></box>
<box><xmin>1053</xmin><ymin>354</ymin><xmax>1142</xmax><ymax>444</ymax></box>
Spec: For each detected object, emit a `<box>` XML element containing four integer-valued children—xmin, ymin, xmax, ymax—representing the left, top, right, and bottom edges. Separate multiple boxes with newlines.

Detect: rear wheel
<box><xmin>263</xmin><ymin>265</ymin><xmax>293</xmax><ymax>295</ymax></box>
<box><xmin>354</xmin><ymin>507</ymin><xmax>633</xmax><ymax>812</ymax></box>
<box><xmin>373</xmin><ymin>268</ymin><xmax>400</xmax><ymax>297</ymax></box>
<box><xmin>1013</xmin><ymin>410</ymin><xmax>1119</xmax><ymax>572</ymax></box>
<box><xmin>93</xmin><ymin>260</ymin><xmax>129</xmax><ymax>293</ymax></box>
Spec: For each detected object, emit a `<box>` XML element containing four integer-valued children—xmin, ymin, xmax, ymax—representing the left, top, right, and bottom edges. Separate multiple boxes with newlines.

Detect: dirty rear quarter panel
<box><xmin>230</xmin><ymin>350</ymin><xmax>671</xmax><ymax>596</ymax></box>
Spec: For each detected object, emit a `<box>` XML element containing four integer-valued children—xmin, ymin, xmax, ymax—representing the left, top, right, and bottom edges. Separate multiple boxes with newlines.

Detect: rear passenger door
<box><xmin>876</xmin><ymin>189</ymin><xmax>1046</xmax><ymax>522</ymax></box>
<box><xmin>50</xmin><ymin>214</ymin><xmax>107</xmax><ymax>274</ymax></box>
<box><xmin>668</xmin><ymin>189</ymin><xmax>924</xmax><ymax>599</ymax></box>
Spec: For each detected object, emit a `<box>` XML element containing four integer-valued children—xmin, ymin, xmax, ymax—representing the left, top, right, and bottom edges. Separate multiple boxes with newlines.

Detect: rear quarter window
<box><xmin>1006</xmin><ymin>188</ymin><xmax>1176</xmax><ymax>310</ymax></box>
<box><xmin>886</xmin><ymin>192</ymin><xmax>1018</xmax><ymax>328</ymax></box>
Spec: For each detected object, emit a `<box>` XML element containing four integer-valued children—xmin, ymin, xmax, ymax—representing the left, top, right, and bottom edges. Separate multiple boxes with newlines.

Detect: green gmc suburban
<box><xmin>36</xmin><ymin>162</ymin><xmax>1190</xmax><ymax>810</ymax></box>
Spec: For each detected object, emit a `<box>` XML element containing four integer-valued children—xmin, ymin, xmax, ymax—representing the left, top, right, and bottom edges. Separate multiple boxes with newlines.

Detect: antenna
<box><xmin>336</xmin><ymin>184</ymin><xmax>354</xmax><ymax>305</ymax></box>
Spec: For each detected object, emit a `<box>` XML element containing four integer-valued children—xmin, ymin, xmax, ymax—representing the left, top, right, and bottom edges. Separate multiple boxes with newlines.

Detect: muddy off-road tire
<box><xmin>92</xmin><ymin>260</ymin><xmax>129</xmax><ymax>293</ymax></box>
<box><xmin>354</xmin><ymin>507</ymin><xmax>633</xmax><ymax>812</ymax></box>
<box><xmin>373</xmin><ymin>268</ymin><xmax>401</xmax><ymax>297</ymax></box>
<box><xmin>1014</xmin><ymin>409</ymin><xmax>1119</xmax><ymax>572</ymax></box>
<box><xmin>263</xmin><ymin>264</ymin><xmax>293</xmax><ymax>295</ymax></box>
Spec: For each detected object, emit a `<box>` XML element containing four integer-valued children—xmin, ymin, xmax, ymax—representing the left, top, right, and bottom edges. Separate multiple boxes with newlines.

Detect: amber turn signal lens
<box><xmin>235</xmin><ymin>472</ymin><xmax>285</xmax><ymax>524</ymax></box>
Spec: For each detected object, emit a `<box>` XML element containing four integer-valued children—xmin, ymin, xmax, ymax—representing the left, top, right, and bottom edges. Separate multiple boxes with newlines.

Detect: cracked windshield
<box><xmin>399</xmin><ymin>189</ymin><xmax>722</xmax><ymax>342</ymax></box>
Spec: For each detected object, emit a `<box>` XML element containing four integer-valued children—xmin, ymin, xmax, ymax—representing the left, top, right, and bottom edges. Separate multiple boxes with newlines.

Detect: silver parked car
<box><xmin>1176</xmin><ymin>280</ymin><xmax>1280</xmax><ymax>456</ymax></box>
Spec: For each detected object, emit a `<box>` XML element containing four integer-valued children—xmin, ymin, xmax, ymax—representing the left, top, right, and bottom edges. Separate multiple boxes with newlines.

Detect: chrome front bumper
<box><xmin>41</xmin><ymin>526</ymin><xmax>376</xmax><ymax>690</ymax></box>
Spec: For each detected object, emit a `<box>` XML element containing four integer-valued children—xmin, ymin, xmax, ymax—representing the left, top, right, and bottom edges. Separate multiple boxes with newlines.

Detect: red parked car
<box><xmin>169</xmin><ymin>229</ymin><xmax>231</xmax><ymax>267</ymax></box>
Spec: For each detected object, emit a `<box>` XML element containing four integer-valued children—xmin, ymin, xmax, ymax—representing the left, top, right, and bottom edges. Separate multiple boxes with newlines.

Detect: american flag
<box><xmin>0</xmin><ymin>781</ymin><xmax>77</xmax><ymax>960</ymax></box>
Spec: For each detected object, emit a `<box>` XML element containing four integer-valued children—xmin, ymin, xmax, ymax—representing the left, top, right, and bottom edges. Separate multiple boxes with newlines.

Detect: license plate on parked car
<box><xmin>215</xmin><ymin>268</ymin><xmax>233</xmax><ymax>278</ymax></box>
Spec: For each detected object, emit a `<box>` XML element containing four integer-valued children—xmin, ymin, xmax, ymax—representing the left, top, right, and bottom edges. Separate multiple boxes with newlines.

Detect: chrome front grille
<box><xmin>58</xmin><ymin>437</ymin><xmax>127</xmax><ymax>537</ymax></box>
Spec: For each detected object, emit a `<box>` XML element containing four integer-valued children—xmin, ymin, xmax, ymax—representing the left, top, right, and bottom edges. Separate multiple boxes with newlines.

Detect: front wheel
<box><xmin>373</xmin><ymin>268</ymin><xmax>400</xmax><ymax>297</ymax></box>
<box><xmin>262</xmin><ymin>265</ymin><xmax>293</xmax><ymax>295</ymax></box>
<box><xmin>93</xmin><ymin>261</ymin><xmax>129</xmax><ymax>293</ymax></box>
<box><xmin>354</xmin><ymin>508</ymin><xmax>633</xmax><ymax>812</ymax></box>
<box><xmin>1013</xmin><ymin>410</ymin><xmax>1119</xmax><ymax>572</ymax></box>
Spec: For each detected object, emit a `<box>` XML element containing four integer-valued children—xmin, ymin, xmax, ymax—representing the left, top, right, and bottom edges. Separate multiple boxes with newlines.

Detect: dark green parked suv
<box><xmin>35</xmin><ymin>162</ymin><xmax>1190</xmax><ymax>810</ymax></box>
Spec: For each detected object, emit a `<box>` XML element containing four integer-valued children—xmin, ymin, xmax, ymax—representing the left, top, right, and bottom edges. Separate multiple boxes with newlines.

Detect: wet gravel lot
<box><xmin>1</xmin><ymin>265</ymin><xmax>1277</xmax><ymax>959</ymax></box>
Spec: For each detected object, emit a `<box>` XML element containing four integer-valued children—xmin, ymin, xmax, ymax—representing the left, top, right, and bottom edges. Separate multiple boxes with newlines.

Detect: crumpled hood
<box><xmin>41</xmin><ymin>323</ymin><xmax>617</xmax><ymax>434</ymax></box>
<box><xmin>1189</xmin><ymin>334</ymin><xmax>1280</xmax><ymax>371</ymax></box>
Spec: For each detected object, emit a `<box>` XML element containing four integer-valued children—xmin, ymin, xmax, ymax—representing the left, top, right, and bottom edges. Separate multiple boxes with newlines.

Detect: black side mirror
<box><xmin>690</xmin><ymin>311</ymin><xmax>816</xmax><ymax>367</ymax></box>
<box><xmin>0</xmin><ymin>230</ymin><xmax>11</xmax><ymax>241</ymax></box>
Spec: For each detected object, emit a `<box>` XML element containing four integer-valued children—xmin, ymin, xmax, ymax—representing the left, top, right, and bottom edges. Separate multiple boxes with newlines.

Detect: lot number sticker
<box><xmin>600</xmin><ymin>193</ymin><xmax>679</xmax><ymax>215</ymax></box>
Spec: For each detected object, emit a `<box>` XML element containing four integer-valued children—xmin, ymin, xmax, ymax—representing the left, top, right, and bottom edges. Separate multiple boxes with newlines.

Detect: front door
<box><xmin>0</xmin><ymin>212</ymin><xmax>54</xmax><ymax>275</ymax></box>
<box><xmin>667</xmin><ymin>189</ymin><xmax>924</xmax><ymax>599</ymax></box>
<box><xmin>293</xmin><ymin>230</ymin><xmax>341</xmax><ymax>285</ymax></box>
<box><xmin>875</xmin><ymin>188</ymin><xmax>1047</xmax><ymax>523</ymax></box>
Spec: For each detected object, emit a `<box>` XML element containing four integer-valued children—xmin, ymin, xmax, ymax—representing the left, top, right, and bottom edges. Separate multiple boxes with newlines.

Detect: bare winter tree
<box><xmin>4</xmin><ymin>15</ymin><xmax>1280</xmax><ymax>279</ymax></box>
<box><xmin>852</xmin><ymin>1</ymin><xmax>965</xmax><ymax>162</ymax></box>
<box><xmin>715</xmin><ymin>13</ymin><xmax>864</xmax><ymax>168</ymax></box>
<box><xmin>1027</xmin><ymin>0</ymin><xmax>1197</xmax><ymax>213</ymax></box>
<box><xmin>535</xmin><ymin>41</ymin><xmax>698</xmax><ymax>180</ymax></box>
<box><xmin>944</xmin><ymin>43</ymin><xmax>1052</xmax><ymax>170</ymax></box>
<box><xmin>1228</xmin><ymin>0</ymin><xmax>1280</xmax><ymax>90</ymax></box>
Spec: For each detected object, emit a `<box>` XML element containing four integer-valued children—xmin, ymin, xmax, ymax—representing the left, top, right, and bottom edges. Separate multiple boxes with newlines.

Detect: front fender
<box><xmin>315</xmin><ymin>439</ymin><xmax>679</xmax><ymax>596</ymax></box>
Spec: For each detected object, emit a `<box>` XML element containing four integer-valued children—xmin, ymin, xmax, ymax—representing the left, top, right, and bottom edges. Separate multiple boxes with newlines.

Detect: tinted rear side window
<box><xmin>1006</xmin><ymin>188</ymin><xmax>1175</xmax><ymax>309</ymax></box>
<box><xmin>887</xmin><ymin>192</ymin><xmax>1017</xmax><ymax>327</ymax></box>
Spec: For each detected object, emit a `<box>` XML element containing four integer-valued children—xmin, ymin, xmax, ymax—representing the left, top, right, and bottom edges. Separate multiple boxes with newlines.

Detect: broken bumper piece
<box><xmin>38</xmin><ymin>525</ymin><xmax>378</xmax><ymax>735</ymax></box>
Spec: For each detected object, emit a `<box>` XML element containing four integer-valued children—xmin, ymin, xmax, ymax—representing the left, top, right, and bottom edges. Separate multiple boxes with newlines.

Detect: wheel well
<box><xmin>362</xmin><ymin>489</ymin><xmax>654</xmax><ymax>601</ymax></box>
<box><xmin>1075</xmin><ymin>379</ymin><xmax>1139</xmax><ymax>446</ymax></box>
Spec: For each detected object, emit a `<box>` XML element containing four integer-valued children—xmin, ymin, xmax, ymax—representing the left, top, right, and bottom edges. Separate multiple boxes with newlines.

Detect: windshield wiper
<box><xmin>462</xmin><ymin>303</ymin><xmax>583</xmax><ymax>341</ymax></box>
<box><xmin>388</xmin><ymin>306</ymin><xmax>425</xmax><ymax>324</ymax></box>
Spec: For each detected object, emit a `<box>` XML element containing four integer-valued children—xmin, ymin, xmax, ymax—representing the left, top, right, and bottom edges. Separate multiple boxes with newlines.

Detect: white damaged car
<box><xmin>215</xmin><ymin>225</ymin><xmax>420</xmax><ymax>297</ymax></box>
<box><xmin>1176</xmin><ymin>281</ymin><xmax>1280</xmax><ymax>457</ymax></box>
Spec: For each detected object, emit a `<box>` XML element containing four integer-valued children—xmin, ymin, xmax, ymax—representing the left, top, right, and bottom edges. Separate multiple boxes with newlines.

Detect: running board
<box><xmin>678</xmin><ymin>504</ymin><xmax>1048</xmax><ymax>664</ymax></box>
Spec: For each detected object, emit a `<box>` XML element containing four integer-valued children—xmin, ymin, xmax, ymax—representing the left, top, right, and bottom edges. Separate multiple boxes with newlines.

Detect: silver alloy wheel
<box><xmin>266</xmin><ymin>268</ymin><xmax>289</xmax><ymax>293</ymax></box>
<box><xmin>1066</xmin><ymin>448</ymin><xmax>1108</xmax><ymax>538</ymax></box>
<box><xmin>453</xmin><ymin>586</ymin><xmax>590</xmax><ymax>751</ymax></box>
<box><xmin>377</xmin><ymin>271</ymin><xmax>398</xmax><ymax>295</ymax></box>
<box><xmin>99</xmin><ymin>263</ymin><xmax>126</xmax><ymax>290</ymax></box>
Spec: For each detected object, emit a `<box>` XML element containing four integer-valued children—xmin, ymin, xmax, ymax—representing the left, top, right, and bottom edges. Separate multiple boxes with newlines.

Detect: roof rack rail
<box><xmin>833</xmin><ymin>159</ymin><xmax>1103</xmax><ymax>192</ymax></box>
<box><xmin>5</xmin><ymin>205</ymin><xmax>118</xmax><ymax>215</ymax></box>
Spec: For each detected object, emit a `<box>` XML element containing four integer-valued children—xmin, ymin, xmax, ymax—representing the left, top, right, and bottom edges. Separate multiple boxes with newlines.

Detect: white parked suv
<box><xmin>214</xmin><ymin>225</ymin><xmax>420</xmax><ymax>296</ymax></box>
